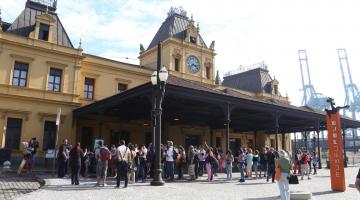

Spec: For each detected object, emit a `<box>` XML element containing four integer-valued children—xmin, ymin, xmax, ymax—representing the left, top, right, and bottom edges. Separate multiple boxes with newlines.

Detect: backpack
<box><xmin>100</xmin><ymin>147</ymin><xmax>110</xmax><ymax>161</ymax></box>
<box><xmin>173</xmin><ymin>149</ymin><xmax>178</xmax><ymax>160</ymax></box>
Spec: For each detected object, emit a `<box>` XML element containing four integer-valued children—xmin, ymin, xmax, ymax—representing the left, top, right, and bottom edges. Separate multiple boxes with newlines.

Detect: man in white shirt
<box><xmin>197</xmin><ymin>145</ymin><xmax>206</xmax><ymax>176</ymax></box>
<box><xmin>166</xmin><ymin>141</ymin><xmax>175</xmax><ymax>181</ymax></box>
<box><xmin>115</xmin><ymin>140</ymin><xmax>130</xmax><ymax>188</ymax></box>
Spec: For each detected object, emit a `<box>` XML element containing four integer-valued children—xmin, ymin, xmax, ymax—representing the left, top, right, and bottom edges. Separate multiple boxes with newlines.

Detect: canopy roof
<box><xmin>74</xmin><ymin>75</ymin><xmax>360</xmax><ymax>133</ymax></box>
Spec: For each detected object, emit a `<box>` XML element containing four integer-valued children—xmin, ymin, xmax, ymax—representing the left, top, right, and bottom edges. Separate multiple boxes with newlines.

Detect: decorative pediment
<box><xmin>0</xmin><ymin>109</ymin><xmax>32</xmax><ymax>121</ymax></box>
<box><xmin>36</xmin><ymin>13</ymin><xmax>56</xmax><ymax>23</ymax></box>
<box><xmin>172</xmin><ymin>48</ymin><xmax>181</xmax><ymax>59</ymax></box>
<box><xmin>205</xmin><ymin>57</ymin><xmax>212</xmax><ymax>67</ymax></box>
<box><xmin>38</xmin><ymin>112</ymin><xmax>66</xmax><ymax>124</ymax></box>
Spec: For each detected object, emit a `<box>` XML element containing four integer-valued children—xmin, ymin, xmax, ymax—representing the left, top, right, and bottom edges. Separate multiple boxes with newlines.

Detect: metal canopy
<box><xmin>73</xmin><ymin>75</ymin><xmax>360</xmax><ymax>133</ymax></box>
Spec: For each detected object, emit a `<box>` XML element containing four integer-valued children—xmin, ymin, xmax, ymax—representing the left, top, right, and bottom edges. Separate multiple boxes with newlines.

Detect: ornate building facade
<box><xmin>3</xmin><ymin>1</ymin><xmax>357</xmax><ymax>160</ymax></box>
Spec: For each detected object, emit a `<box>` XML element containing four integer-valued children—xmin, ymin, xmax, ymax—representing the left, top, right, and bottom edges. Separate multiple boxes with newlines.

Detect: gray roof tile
<box><xmin>5</xmin><ymin>4</ymin><xmax>73</xmax><ymax>48</ymax></box>
<box><xmin>223</xmin><ymin>68</ymin><xmax>273</xmax><ymax>93</ymax></box>
<box><xmin>147</xmin><ymin>13</ymin><xmax>207</xmax><ymax>50</ymax></box>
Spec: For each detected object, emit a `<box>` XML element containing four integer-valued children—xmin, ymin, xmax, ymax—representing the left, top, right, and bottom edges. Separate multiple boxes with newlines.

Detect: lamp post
<box><xmin>150</xmin><ymin>42</ymin><xmax>168</xmax><ymax>186</ymax></box>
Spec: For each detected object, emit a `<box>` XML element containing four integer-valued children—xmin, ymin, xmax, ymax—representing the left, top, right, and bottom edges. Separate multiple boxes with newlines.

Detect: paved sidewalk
<box><xmin>14</xmin><ymin>167</ymin><xmax>360</xmax><ymax>200</ymax></box>
<box><xmin>0</xmin><ymin>174</ymin><xmax>42</xmax><ymax>200</ymax></box>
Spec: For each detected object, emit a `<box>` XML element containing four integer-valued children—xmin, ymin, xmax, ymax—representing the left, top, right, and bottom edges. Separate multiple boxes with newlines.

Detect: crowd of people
<box><xmin>16</xmin><ymin>137</ymin><xmax>325</xmax><ymax>199</ymax></box>
<box><xmin>53</xmin><ymin>139</ymin><xmax>320</xmax><ymax>187</ymax></box>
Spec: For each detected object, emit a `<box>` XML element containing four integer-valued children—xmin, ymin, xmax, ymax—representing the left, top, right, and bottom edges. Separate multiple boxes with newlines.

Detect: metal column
<box><xmin>274</xmin><ymin>113</ymin><xmax>279</xmax><ymax>151</ymax></box>
<box><xmin>225</xmin><ymin>103</ymin><xmax>231</xmax><ymax>152</ymax></box>
<box><xmin>342</xmin><ymin>126</ymin><xmax>348</xmax><ymax>167</ymax></box>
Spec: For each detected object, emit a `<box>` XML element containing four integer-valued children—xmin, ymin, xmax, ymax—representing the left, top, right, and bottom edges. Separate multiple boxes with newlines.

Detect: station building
<box><xmin>1</xmin><ymin>0</ymin><xmax>359</xmax><ymax>159</ymax></box>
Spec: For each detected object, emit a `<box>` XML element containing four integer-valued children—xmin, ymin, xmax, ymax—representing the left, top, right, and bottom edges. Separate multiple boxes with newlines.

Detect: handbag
<box><xmin>275</xmin><ymin>166</ymin><xmax>281</xmax><ymax>181</ymax></box>
<box><xmin>288</xmin><ymin>174</ymin><xmax>299</xmax><ymax>184</ymax></box>
<box><xmin>222</xmin><ymin>160</ymin><xmax>227</xmax><ymax>169</ymax></box>
<box><xmin>188</xmin><ymin>164</ymin><xmax>195</xmax><ymax>176</ymax></box>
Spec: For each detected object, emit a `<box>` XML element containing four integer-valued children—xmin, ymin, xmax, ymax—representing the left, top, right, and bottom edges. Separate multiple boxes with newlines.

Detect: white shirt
<box><xmin>197</xmin><ymin>149</ymin><xmax>206</xmax><ymax>161</ymax></box>
<box><xmin>166</xmin><ymin>146</ymin><xmax>174</xmax><ymax>162</ymax></box>
<box><xmin>116</xmin><ymin>145</ymin><xmax>130</xmax><ymax>162</ymax></box>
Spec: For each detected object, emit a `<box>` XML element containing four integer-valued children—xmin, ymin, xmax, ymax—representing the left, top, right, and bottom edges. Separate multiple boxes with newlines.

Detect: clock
<box><xmin>187</xmin><ymin>56</ymin><xmax>200</xmax><ymax>73</ymax></box>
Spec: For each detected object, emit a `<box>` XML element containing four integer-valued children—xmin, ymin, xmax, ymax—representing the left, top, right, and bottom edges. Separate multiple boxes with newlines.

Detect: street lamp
<box><xmin>150</xmin><ymin>42</ymin><xmax>168</xmax><ymax>186</ymax></box>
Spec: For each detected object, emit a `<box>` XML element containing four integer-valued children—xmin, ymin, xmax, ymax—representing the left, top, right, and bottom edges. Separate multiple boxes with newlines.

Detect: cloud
<box><xmin>2</xmin><ymin>0</ymin><xmax>360</xmax><ymax>110</ymax></box>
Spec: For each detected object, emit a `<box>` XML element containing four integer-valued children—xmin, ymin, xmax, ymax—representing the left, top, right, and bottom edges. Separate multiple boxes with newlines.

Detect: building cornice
<box><xmin>0</xmin><ymin>84</ymin><xmax>81</xmax><ymax>107</ymax></box>
<box><xmin>139</xmin><ymin>37</ymin><xmax>216</xmax><ymax>59</ymax></box>
<box><xmin>0</xmin><ymin>32</ymin><xmax>85</xmax><ymax>59</ymax></box>
<box><xmin>81</xmin><ymin>60</ymin><xmax>152</xmax><ymax>79</ymax></box>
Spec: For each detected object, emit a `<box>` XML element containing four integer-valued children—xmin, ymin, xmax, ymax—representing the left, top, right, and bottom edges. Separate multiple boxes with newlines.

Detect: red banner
<box><xmin>326</xmin><ymin>112</ymin><xmax>346</xmax><ymax>192</ymax></box>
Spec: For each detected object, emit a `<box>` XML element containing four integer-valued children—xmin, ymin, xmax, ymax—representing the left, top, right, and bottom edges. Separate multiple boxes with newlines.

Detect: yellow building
<box><xmin>2</xmin><ymin>1</ymin><xmax>358</xmax><ymax>161</ymax></box>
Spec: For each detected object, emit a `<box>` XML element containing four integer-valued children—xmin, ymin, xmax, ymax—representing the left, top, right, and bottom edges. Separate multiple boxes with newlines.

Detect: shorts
<box><xmin>96</xmin><ymin>160</ymin><xmax>108</xmax><ymax>177</ymax></box>
<box><xmin>247</xmin><ymin>164</ymin><xmax>253</xmax><ymax>171</ymax></box>
<box><xmin>301</xmin><ymin>164</ymin><xmax>309</xmax><ymax>174</ymax></box>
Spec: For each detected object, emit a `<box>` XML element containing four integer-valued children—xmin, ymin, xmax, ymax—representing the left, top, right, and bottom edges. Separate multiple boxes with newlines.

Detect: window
<box><xmin>81</xmin><ymin>127</ymin><xmax>94</xmax><ymax>150</ymax></box>
<box><xmin>48</xmin><ymin>68</ymin><xmax>62</xmax><ymax>92</ymax></box>
<box><xmin>274</xmin><ymin>84</ymin><xmax>279</xmax><ymax>95</ymax></box>
<box><xmin>42</xmin><ymin>121</ymin><xmax>57</xmax><ymax>150</ymax></box>
<box><xmin>38</xmin><ymin>23</ymin><xmax>50</xmax><ymax>41</ymax></box>
<box><xmin>190</xmin><ymin>36</ymin><xmax>197</xmax><ymax>44</ymax></box>
<box><xmin>84</xmin><ymin>78</ymin><xmax>94</xmax><ymax>100</ymax></box>
<box><xmin>5</xmin><ymin>118</ymin><xmax>22</xmax><ymax>150</ymax></box>
<box><xmin>205</xmin><ymin>67</ymin><xmax>211</xmax><ymax>79</ymax></box>
<box><xmin>174</xmin><ymin>58</ymin><xmax>180</xmax><ymax>71</ymax></box>
<box><xmin>12</xmin><ymin>61</ymin><xmax>29</xmax><ymax>87</ymax></box>
<box><xmin>117</xmin><ymin>83</ymin><xmax>128</xmax><ymax>93</ymax></box>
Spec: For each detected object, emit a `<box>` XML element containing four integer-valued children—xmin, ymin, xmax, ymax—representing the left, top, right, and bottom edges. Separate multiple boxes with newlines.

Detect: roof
<box><xmin>5</xmin><ymin>1</ymin><xmax>73</xmax><ymax>48</ymax></box>
<box><xmin>1</xmin><ymin>22</ymin><xmax>11</xmax><ymax>31</ymax></box>
<box><xmin>147</xmin><ymin>13</ymin><xmax>207</xmax><ymax>50</ymax></box>
<box><xmin>73</xmin><ymin>74</ymin><xmax>360</xmax><ymax>132</ymax></box>
<box><xmin>222</xmin><ymin>67</ymin><xmax>273</xmax><ymax>93</ymax></box>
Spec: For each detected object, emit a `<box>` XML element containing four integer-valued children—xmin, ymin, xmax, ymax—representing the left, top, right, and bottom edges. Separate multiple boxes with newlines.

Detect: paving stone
<box><xmin>10</xmin><ymin>167</ymin><xmax>360</xmax><ymax>200</ymax></box>
<box><xmin>0</xmin><ymin>175</ymin><xmax>41</xmax><ymax>200</ymax></box>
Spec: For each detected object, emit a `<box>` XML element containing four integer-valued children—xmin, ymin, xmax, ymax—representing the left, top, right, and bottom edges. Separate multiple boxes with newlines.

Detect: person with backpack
<box><xmin>115</xmin><ymin>140</ymin><xmax>131</xmax><ymax>188</ymax></box>
<box><xmin>276</xmin><ymin>150</ymin><xmax>292</xmax><ymax>200</ymax></box>
<box><xmin>95</xmin><ymin>140</ymin><xmax>111</xmax><ymax>187</ymax></box>
<box><xmin>166</xmin><ymin>141</ymin><xmax>176</xmax><ymax>181</ymax></box>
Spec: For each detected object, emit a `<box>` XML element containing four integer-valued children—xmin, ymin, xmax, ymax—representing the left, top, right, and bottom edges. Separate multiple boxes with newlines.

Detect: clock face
<box><xmin>187</xmin><ymin>56</ymin><xmax>200</xmax><ymax>73</ymax></box>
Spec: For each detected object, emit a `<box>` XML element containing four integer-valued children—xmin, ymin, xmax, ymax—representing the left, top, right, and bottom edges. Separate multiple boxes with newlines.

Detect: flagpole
<box><xmin>52</xmin><ymin>108</ymin><xmax>61</xmax><ymax>177</ymax></box>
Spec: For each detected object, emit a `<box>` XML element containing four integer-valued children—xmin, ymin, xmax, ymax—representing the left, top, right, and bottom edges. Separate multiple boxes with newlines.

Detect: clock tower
<box><xmin>139</xmin><ymin>7</ymin><xmax>216</xmax><ymax>85</ymax></box>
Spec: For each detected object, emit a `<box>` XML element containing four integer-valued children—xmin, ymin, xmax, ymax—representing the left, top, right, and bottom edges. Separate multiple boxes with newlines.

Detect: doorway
<box><xmin>5</xmin><ymin>118</ymin><xmax>22</xmax><ymax>150</ymax></box>
<box><xmin>229</xmin><ymin>138</ymin><xmax>241</xmax><ymax>154</ymax></box>
<box><xmin>81</xmin><ymin>127</ymin><xmax>93</xmax><ymax>151</ymax></box>
<box><xmin>110</xmin><ymin>130</ymin><xmax>130</xmax><ymax>145</ymax></box>
<box><xmin>185</xmin><ymin>134</ymin><xmax>200</xmax><ymax>149</ymax></box>
<box><xmin>43</xmin><ymin>121</ymin><xmax>57</xmax><ymax>150</ymax></box>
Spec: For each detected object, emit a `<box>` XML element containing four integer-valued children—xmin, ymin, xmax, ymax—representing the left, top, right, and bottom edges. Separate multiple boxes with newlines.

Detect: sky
<box><xmin>1</xmin><ymin>0</ymin><xmax>360</xmax><ymax>113</ymax></box>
